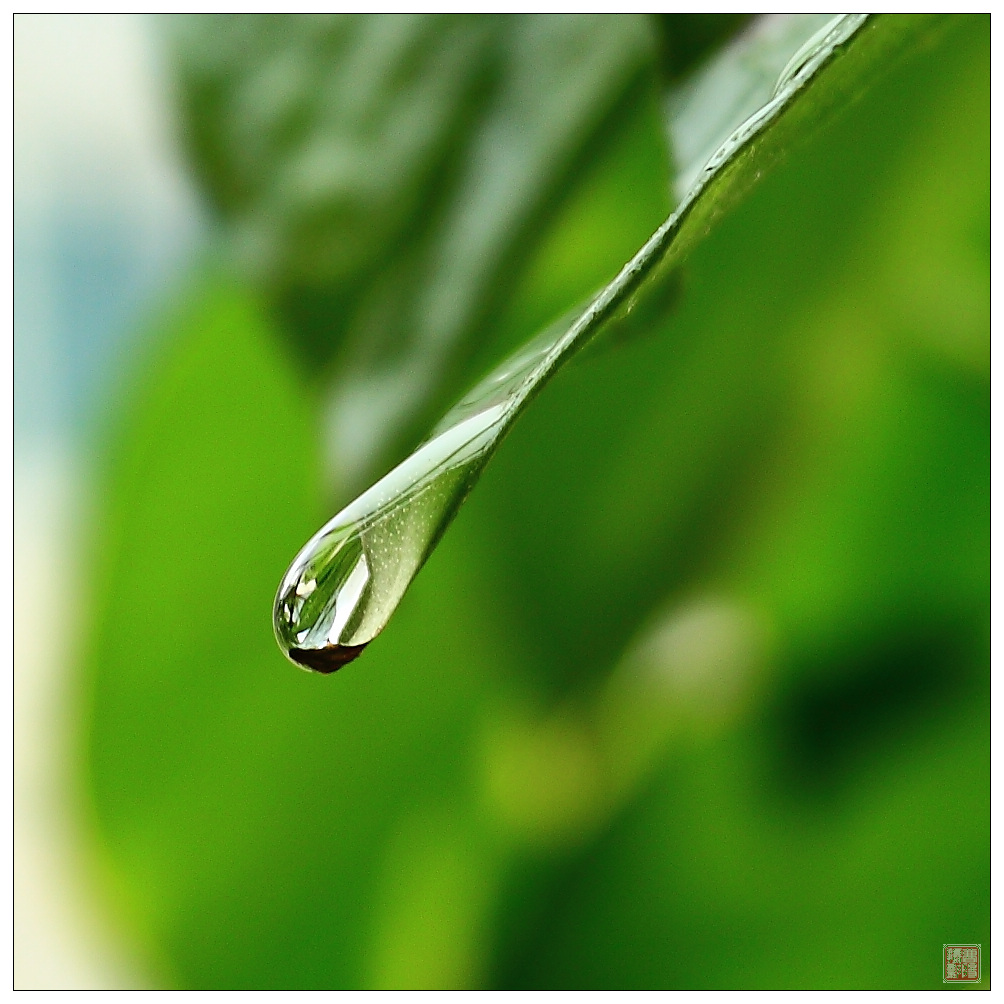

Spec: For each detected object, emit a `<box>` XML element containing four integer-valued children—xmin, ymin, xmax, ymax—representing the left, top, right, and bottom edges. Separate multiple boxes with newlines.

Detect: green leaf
<box><xmin>274</xmin><ymin>14</ymin><xmax>955</xmax><ymax>675</ymax></box>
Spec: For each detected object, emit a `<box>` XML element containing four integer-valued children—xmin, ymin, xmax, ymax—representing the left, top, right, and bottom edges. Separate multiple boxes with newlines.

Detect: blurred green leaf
<box><xmin>169</xmin><ymin>14</ymin><xmax>667</xmax><ymax>484</ymax></box>
<box><xmin>170</xmin><ymin>14</ymin><xmax>495</xmax><ymax>298</ymax></box>
<box><xmin>650</xmin><ymin>14</ymin><xmax>755</xmax><ymax>83</ymax></box>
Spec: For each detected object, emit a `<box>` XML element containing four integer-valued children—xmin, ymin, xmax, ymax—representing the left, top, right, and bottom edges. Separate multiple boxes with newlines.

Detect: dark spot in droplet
<box><xmin>288</xmin><ymin>644</ymin><xmax>367</xmax><ymax>674</ymax></box>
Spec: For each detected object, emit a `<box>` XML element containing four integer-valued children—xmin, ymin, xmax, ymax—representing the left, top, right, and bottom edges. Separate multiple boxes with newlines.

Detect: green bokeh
<box><xmin>81</xmin><ymin>15</ymin><xmax>988</xmax><ymax>989</ymax></box>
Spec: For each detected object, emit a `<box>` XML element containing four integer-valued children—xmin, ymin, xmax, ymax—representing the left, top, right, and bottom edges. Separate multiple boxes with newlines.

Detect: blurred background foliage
<box><xmin>62</xmin><ymin>13</ymin><xmax>988</xmax><ymax>989</ymax></box>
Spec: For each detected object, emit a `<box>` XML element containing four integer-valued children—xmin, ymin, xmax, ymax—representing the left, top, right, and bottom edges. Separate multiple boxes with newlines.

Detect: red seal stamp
<box><xmin>944</xmin><ymin>945</ymin><xmax>981</xmax><ymax>983</ymax></box>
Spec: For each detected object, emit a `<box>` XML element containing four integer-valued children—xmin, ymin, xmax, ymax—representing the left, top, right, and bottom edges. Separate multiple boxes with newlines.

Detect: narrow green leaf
<box><xmin>275</xmin><ymin>13</ymin><xmax>949</xmax><ymax>672</ymax></box>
